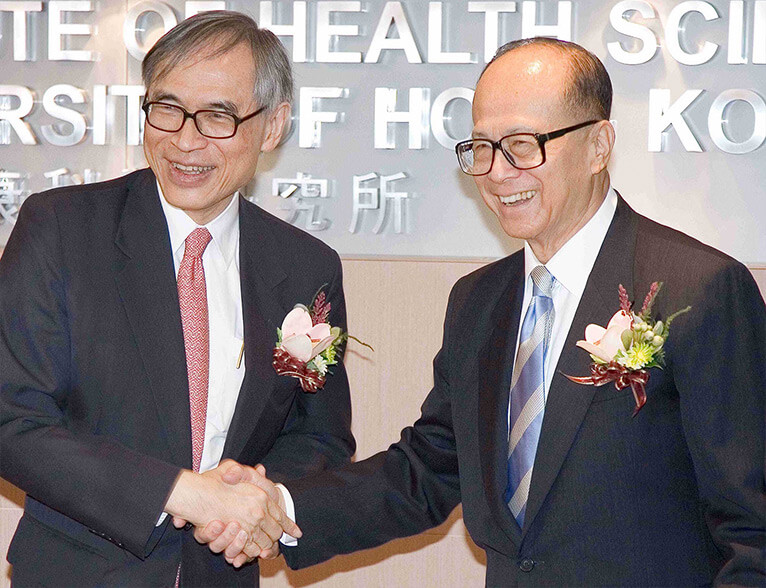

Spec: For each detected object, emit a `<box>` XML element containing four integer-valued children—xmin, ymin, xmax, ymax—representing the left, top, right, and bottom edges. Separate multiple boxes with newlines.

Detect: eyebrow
<box><xmin>149</xmin><ymin>91</ymin><xmax>180</xmax><ymax>104</ymax></box>
<box><xmin>472</xmin><ymin>126</ymin><xmax>536</xmax><ymax>139</ymax></box>
<box><xmin>147</xmin><ymin>92</ymin><xmax>240</xmax><ymax>115</ymax></box>
<box><xmin>207</xmin><ymin>100</ymin><xmax>240</xmax><ymax>115</ymax></box>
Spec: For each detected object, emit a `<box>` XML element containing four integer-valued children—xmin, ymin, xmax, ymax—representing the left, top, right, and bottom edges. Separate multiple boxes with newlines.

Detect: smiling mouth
<box><xmin>499</xmin><ymin>190</ymin><xmax>536</xmax><ymax>205</ymax></box>
<box><xmin>171</xmin><ymin>162</ymin><xmax>215</xmax><ymax>174</ymax></box>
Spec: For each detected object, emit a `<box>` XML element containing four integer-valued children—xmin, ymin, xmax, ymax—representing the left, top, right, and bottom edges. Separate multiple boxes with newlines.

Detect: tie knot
<box><xmin>530</xmin><ymin>265</ymin><xmax>554</xmax><ymax>298</ymax></box>
<box><xmin>184</xmin><ymin>228</ymin><xmax>212</xmax><ymax>259</ymax></box>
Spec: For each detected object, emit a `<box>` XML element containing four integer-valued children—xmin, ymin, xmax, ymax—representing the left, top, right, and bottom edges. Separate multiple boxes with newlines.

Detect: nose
<box><xmin>171</xmin><ymin>117</ymin><xmax>207</xmax><ymax>151</ymax></box>
<box><xmin>487</xmin><ymin>147</ymin><xmax>523</xmax><ymax>183</ymax></box>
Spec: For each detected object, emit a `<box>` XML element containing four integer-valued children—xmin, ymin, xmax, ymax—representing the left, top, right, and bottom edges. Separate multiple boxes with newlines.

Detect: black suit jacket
<box><xmin>0</xmin><ymin>169</ymin><xmax>355</xmax><ymax>586</ymax></box>
<box><xmin>282</xmin><ymin>196</ymin><xmax>765</xmax><ymax>586</ymax></box>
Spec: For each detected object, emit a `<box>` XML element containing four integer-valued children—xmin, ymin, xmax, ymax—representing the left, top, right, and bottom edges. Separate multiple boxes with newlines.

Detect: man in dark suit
<box><xmin>206</xmin><ymin>38</ymin><xmax>765</xmax><ymax>585</ymax></box>
<box><xmin>0</xmin><ymin>11</ymin><xmax>354</xmax><ymax>586</ymax></box>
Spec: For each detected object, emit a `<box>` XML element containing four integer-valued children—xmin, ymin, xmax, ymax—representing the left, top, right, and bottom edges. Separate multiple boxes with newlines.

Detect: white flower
<box><xmin>310</xmin><ymin>354</ymin><xmax>328</xmax><ymax>375</ymax></box>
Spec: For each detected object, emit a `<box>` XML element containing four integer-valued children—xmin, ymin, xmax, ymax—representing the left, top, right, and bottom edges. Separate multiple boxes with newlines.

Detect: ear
<box><xmin>259</xmin><ymin>102</ymin><xmax>292</xmax><ymax>153</ymax></box>
<box><xmin>589</xmin><ymin>120</ymin><xmax>615</xmax><ymax>175</ymax></box>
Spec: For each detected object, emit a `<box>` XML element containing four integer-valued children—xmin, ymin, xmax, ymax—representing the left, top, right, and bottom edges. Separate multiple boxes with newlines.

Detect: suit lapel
<box><xmin>522</xmin><ymin>196</ymin><xmax>639</xmax><ymax>535</ymax></box>
<box><xmin>222</xmin><ymin>199</ymin><xmax>288</xmax><ymax>461</ymax></box>
<box><xmin>114</xmin><ymin>170</ymin><xmax>192</xmax><ymax>468</ymax></box>
<box><xmin>478</xmin><ymin>253</ymin><xmax>525</xmax><ymax>547</ymax></box>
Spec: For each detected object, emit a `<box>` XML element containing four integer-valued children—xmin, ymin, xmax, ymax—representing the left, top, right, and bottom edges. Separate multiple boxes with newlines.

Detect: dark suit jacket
<box><xmin>282</xmin><ymin>196</ymin><xmax>765</xmax><ymax>586</ymax></box>
<box><xmin>0</xmin><ymin>168</ymin><xmax>355</xmax><ymax>586</ymax></box>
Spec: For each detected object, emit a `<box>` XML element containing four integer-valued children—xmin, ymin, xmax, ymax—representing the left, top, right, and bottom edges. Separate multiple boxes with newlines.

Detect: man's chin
<box><xmin>161</xmin><ymin>190</ymin><xmax>199</xmax><ymax>211</ymax></box>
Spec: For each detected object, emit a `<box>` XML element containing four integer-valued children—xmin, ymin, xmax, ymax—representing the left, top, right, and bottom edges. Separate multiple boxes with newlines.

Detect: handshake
<box><xmin>164</xmin><ymin>460</ymin><xmax>299</xmax><ymax>568</ymax></box>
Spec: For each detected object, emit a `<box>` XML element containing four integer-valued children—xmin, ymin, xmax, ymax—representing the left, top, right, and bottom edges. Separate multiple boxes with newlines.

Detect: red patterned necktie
<box><xmin>177</xmin><ymin>227</ymin><xmax>212</xmax><ymax>473</ymax></box>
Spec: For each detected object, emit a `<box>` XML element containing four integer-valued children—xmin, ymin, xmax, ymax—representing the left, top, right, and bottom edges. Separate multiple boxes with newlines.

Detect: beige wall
<box><xmin>1</xmin><ymin>256</ymin><xmax>765</xmax><ymax>586</ymax></box>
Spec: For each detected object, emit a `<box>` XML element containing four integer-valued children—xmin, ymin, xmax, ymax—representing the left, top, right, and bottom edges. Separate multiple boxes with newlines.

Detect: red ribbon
<box><xmin>565</xmin><ymin>362</ymin><xmax>650</xmax><ymax>416</ymax></box>
<box><xmin>272</xmin><ymin>347</ymin><xmax>326</xmax><ymax>393</ymax></box>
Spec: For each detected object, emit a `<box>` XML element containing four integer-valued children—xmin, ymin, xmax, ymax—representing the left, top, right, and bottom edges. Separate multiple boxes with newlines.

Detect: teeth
<box><xmin>499</xmin><ymin>190</ymin><xmax>536</xmax><ymax>205</ymax></box>
<box><xmin>172</xmin><ymin>162</ymin><xmax>214</xmax><ymax>174</ymax></box>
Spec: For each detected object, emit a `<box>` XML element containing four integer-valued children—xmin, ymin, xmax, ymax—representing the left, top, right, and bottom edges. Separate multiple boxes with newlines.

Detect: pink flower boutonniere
<box><xmin>273</xmin><ymin>288</ymin><xmax>370</xmax><ymax>392</ymax></box>
<box><xmin>565</xmin><ymin>282</ymin><xmax>690</xmax><ymax>415</ymax></box>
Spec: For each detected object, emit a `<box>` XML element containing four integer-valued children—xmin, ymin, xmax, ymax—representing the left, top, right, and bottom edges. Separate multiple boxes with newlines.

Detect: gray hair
<box><xmin>482</xmin><ymin>37</ymin><xmax>612</xmax><ymax>121</ymax></box>
<box><xmin>142</xmin><ymin>10</ymin><xmax>293</xmax><ymax>111</ymax></box>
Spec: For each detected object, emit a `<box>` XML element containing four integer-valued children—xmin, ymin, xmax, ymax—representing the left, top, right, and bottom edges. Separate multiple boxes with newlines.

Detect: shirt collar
<box><xmin>157</xmin><ymin>182</ymin><xmax>240</xmax><ymax>269</ymax></box>
<box><xmin>524</xmin><ymin>186</ymin><xmax>618</xmax><ymax>297</ymax></box>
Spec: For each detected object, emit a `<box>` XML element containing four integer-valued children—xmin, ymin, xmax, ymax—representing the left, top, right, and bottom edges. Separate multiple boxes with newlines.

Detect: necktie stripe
<box><xmin>508</xmin><ymin>381</ymin><xmax>545</xmax><ymax>456</ymax></box>
<box><xmin>510</xmin><ymin>309</ymin><xmax>551</xmax><ymax>389</ymax></box>
<box><xmin>508</xmin><ymin>467</ymin><xmax>533</xmax><ymax>518</ymax></box>
<box><xmin>510</xmin><ymin>343</ymin><xmax>546</xmax><ymax>408</ymax></box>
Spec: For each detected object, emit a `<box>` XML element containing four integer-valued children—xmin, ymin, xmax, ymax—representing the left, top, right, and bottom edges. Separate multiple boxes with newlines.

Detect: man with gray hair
<box><xmin>0</xmin><ymin>10</ymin><xmax>353</xmax><ymax>586</ymax></box>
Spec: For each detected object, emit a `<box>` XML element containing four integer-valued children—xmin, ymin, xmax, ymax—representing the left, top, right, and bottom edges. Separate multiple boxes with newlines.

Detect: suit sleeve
<box><xmin>0</xmin><ymin>197</ymin><xmax>180</xmax><ymax>559</ymax></box>
<box><xmin>279</xmin><ymin>279</ymin><xmax>464</xmax><ymax>570</ymax></box>
<box><xmin>670</xmin><ymin>261</ymin><xmax>766</xmax><ymax>586</ymax></box>
<box><xmin>260</xmin><ymin>252</ymin><xmax>356</xmax><ymax>481</ymax></box>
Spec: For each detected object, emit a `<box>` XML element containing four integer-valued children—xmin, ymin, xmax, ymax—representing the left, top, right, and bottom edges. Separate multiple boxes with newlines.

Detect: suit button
<box><xmin>519</xmin><ymin>558</ymin><xmax>535</xmax><ymax>572</ymax></box>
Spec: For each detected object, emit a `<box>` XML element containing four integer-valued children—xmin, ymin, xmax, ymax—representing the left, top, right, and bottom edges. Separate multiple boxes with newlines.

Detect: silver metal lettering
<box><xmin>427</xmin><ymin>2</ymin><xmax>473</xmax><ymax>64</ymax></box>
<box><xmin>374</xmin><ymin>87</ymin><xmax>430</xmax><ymax>149</ymax></box>
<box><xmin>48</xmin><ymin>1</ymin><xmax>95</xmax><ymax>61</ymax></box>
<box><xmin>708</xmin><ymin>89</ymin><xmax>766</xmax><ymax>153</ymax></box>
<box><xmin>648</xmin><ymin>88</ymin><xmax>704</xmax><ymax>152</ymax></box>
<box><xmin>0</xmin><ymin>86</ymin><xmax>37</xmax><ymax>145</ymax></box>
<box><xmin>521</xmin><ymin>1</ymin><xmax>572</xmax><ymax>41</ymax></box>
<box><xmin>123</xmin><ymin>1</ymin><xmax>177</xmax><ymax>61</ymax></box>
<box><xmin>298</xmin><ymin>87</ymin><xmax>346</xmax><ymax>148</ymax></box>
<box><xmin>0</xmin><ymin>1</ymin><xmax>43</xmax><ymax>61</ymax></box>
<box><xmin>364</xmin><ymin>1</ymin><xmax>422</xmax><ymax>63</ymax></box>
<box><xmin>259</xmin><ymin>1</ymin><xmax>307</xmax><ymax>62</ymax></box>
<box><xmin>607</xmin><ymin>1</ymin><xmax>658</xmax><ymax>65</ymax></box>
<box><xmin>40</xmin><ymin>84</ymin><xmax>87</xmax><ymax>146</ymax></box>
<box><xmin>666</xmin><ymin>1</ymin><xmax>719</xmax><ymax>65</ymax></box>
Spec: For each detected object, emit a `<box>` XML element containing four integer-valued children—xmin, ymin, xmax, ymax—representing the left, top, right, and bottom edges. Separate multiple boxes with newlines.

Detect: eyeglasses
<box><xmin>455</xmin><ymin>120</ymin><xmax>601</xmax><ymax>176</ymax></box>
<box><xmin>141</xmin><ymin>101</ymin><xmax>266</xmax><ymax>139</ymax></box>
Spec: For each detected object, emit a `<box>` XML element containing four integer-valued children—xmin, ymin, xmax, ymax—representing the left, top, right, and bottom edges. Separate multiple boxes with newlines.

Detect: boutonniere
<box><xmin>565</xmin><ymin>282</ymin><xmax>690</xmax><ymax>415</ymax></box>
<box><xmin>273</xmin><ymin>288</ymin><xmax>370</xmax><ymax>392</ymax></box>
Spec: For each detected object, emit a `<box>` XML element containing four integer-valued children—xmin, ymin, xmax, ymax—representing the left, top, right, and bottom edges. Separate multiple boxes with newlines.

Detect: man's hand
<box><xmin>164</xmin><ymin>460</ymin><xmax>300</xmax><ymax>566</ymax></box>
<box><xmin>188</xmin><ymin>463</ymin><xmax>288</xmax><ymax>566</ymax></box>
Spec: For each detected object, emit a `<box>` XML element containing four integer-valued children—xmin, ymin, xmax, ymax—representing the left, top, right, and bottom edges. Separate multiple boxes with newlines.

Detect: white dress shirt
<box><xmin>159</xmin><ymin>188</ymin><xmax>246</xmax><ymax>475</ymax></box>
<box><xmin>155</xmin><ymin>189</ymin><xmax>246</xmax><ymax>528</ymax></box>
<box><xmin>514</xmin><ymin>186</ymin><xmax>618</xmax><ymax>403</ymax></box>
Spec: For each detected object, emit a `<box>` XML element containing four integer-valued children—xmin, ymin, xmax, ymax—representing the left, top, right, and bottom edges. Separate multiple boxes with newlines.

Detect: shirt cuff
<box><xmin>276</xmin><ymin>483</ymin><xmax>298</xmax><ymax>546</ymax></box>
<box><xmin>156</xmin><ymin>512</ymin><xmax>168</xmax><ymax>527</ymax></box>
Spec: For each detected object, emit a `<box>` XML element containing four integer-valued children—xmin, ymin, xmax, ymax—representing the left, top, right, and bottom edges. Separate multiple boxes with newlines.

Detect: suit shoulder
<box><xmin>635</xmin><ymin>214</ymin><xmax>747</xmax><ymax>277</ymax></box>
<box><xmin>20</xmin><ymin>170</ymin><xmax>146</xmax><ymax>219</ymax></box>
<box><xmin>451</xmin><ymin>250</ymin><xmax>524</xmax><ymax>296</ymax></box>
<box><xmin>446</xmin><ymin>250</ymin><xmax>524</xmax><ymax>314</ymax></box>
<box><xmin>632</xmin><ymin>213</ymin><xmax>762</xmax><ymax>319</ymax></box>
<box><xmin>242</xmin><ymin>198</ymin><xmax>340</xmax><ymax>263</ymax></box>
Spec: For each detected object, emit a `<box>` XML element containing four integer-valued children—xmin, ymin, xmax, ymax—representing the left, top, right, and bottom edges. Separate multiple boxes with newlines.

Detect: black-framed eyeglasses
<box><xmin>141</xmin><ymin>101</ymin><xmax>266</xmax><ymax>139</ymax></box>
<box><xmin>455</xmin><ymin>120</ymin><xmax>601</xmax><ymax>176</ymax></box>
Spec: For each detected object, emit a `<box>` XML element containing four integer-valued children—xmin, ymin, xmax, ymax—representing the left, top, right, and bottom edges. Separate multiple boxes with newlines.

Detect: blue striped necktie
<box><xmin>505</xmin><ymin>265</ymin><xmax>555</xmax><ymax>528</ymax></box>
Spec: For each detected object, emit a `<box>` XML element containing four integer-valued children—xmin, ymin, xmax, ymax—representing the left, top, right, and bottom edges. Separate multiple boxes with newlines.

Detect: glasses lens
<box><xmin>500</xmin><ymin>134</ymin><xmax>542</xmax><ymax>169</ymax></box>
<box><xmin>458</xmin><ymin>141</ymin><xmax>494</xmax><ymax>175</ymax></box>
<box><xmin>196</xmin><ymin>111</ymin><xmax>237</xmax><ymax>138</ymax></box>
<box><xmin>147</xmin><ymin>103</ymin><xmax>184</xmax><ymax>132</ymax></box>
